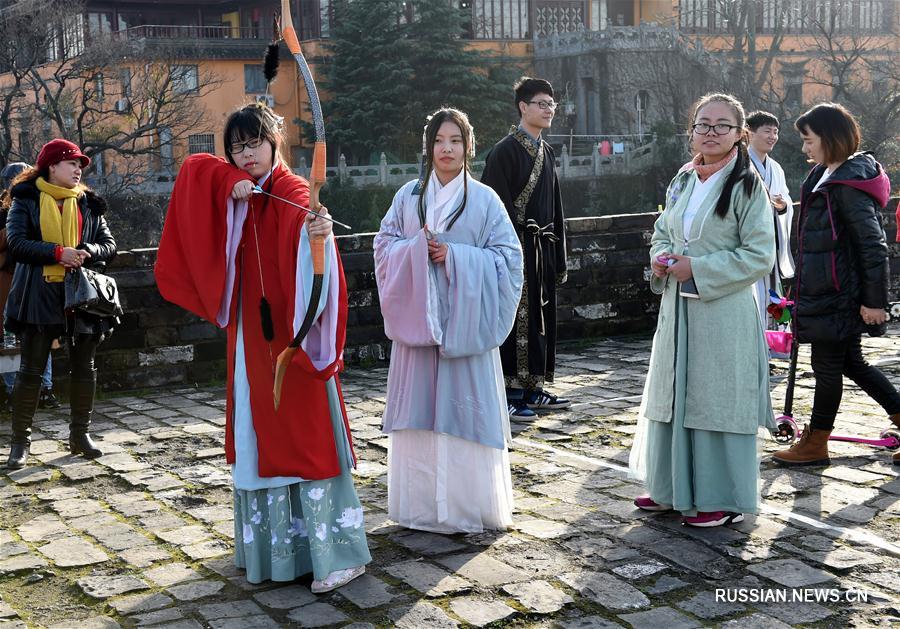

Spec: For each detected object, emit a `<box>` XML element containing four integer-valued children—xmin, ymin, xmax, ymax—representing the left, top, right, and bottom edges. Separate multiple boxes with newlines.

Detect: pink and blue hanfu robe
<box><xmin>374</xmin><ymin>171</ymin><xmax>523</xmax><ymax>533</ymax></box>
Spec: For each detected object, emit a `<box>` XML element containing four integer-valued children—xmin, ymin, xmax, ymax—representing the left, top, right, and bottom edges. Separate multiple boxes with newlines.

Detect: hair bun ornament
<box><xmin>421</xmin><ymin>118</ymin><xmax>432</xmax><ymax>155</ymax></box>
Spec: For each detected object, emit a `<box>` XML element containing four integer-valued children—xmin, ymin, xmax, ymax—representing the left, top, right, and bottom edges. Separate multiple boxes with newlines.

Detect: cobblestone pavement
<box><xmin>1</xmin><ymin>331</ymin><xmax>898</xmax><ymax>628</ymax></box>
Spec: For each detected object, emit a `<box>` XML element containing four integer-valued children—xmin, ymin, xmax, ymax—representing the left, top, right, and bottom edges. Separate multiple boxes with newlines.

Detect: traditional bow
<box><xmin>273</xmin><ymin>0</ymin><xmax>328</xmax><ymax>409</ymax></box>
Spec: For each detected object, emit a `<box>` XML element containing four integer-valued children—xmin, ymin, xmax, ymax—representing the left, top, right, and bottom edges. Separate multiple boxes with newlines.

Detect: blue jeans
<box><xmin>2</xmin><ymin>358</ymin><xmax>52</xmax><ymax>393</ymax></box>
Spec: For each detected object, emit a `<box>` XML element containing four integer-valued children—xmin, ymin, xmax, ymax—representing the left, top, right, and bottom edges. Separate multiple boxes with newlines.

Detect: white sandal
<box><xmin>310</xmin><ymin>565</ymin><xmax>366</xmax><ymax>594</ymax></box>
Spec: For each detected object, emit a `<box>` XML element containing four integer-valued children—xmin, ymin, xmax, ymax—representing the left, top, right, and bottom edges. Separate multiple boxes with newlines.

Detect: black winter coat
<box><xmin>4</xmin><ymin>179</ymin><xmax>116</xmax><ymax>332</ymax></box>
<box><xmin>795</xmin><ymin>152</ymin><xmax>890</xmax><ymax>343</ymax></box>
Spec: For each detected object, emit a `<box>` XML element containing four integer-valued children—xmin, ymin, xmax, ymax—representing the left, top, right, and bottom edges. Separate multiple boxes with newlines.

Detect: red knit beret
<box><xmin>36</xmin><ymin>139</ymin><xmax>90</xmax><ymax>171</ymax></box>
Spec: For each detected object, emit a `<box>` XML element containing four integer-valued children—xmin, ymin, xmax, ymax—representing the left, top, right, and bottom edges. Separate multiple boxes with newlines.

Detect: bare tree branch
<box><xmin>0</xmin><ymin>1</ymin><xmax>223</xmax><ymax>194</ymax></box>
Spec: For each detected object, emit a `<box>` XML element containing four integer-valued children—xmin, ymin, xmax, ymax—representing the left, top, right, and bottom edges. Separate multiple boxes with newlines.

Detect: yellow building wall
<box><xmin>637</xmin><ymin>1</ymin><xmax>897</xmax><ymax>108</ymax></box>
<box><xmin>0</xmin><ymin>14</ymin><xmax>890</xmax><ymax>169</ymax></box>
<box><xmin>183</xmin><ymin>58</ymin><xmax>304</xmax><ymax>162</ymax></box>
<box><xmin>636</xmin><ymin>0</ymin><xmax>676</xmax><ymax>24</ymax></box>
<box><xmin>0</xmin><ymin>34</ymin><xmax>533</xmax><ymax>172</ymax></box>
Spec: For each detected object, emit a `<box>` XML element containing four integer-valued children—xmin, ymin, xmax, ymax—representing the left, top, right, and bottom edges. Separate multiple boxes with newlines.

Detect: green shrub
<box><xmin>319</xmin><ymin>178</ymin><xmax>397</xmax><ymax>233</ymax></box>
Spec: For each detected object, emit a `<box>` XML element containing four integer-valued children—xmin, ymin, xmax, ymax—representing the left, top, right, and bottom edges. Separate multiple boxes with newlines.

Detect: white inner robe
<box><xmin>748</xmin><ymin>149</ymin><xmax>795</xmax><ymax>328</ymax></box>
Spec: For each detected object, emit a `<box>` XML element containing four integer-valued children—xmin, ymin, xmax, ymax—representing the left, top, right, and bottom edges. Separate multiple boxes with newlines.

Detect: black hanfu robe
<box><xmin>481</xmin><ymin>127</ymin><xmax>567</xmax><ymax>391</ymax></box>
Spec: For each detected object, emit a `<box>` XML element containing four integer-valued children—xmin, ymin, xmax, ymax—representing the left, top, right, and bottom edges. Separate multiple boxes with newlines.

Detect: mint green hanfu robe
<box><xmin>629</xmin><ymin>157</ymin><xmax>776</xmax><ymax>516</ymax></box>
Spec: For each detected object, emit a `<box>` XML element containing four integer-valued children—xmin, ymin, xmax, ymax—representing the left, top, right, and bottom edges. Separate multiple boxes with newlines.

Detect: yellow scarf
<box><xmin>36</xmin><ymin>177</ymin><xmax>80</xmax><ymax>283</ymax></box>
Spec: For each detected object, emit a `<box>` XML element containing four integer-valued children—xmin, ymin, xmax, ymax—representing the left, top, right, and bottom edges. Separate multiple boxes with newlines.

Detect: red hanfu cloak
<box><xmin>155</xmin><ymin>154</ymin><xmax>354</xmax><ymax>480</ymax></box>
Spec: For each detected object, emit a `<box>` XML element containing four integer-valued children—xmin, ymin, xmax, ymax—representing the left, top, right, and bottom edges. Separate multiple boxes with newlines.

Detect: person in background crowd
<box><xmin>0</xmin><ymin>162</ymin><xmax>59</xmax><ymax>415</ymax></box>
<box><xmin>630</xmin><ymin>93</ymin><xmax>776</xmax><ymax>527</ymax></box>
<box><xmin>4</xmin><ymin>140</ymin><xmax>117</xmax><ymax>469</ymax></box>
<box><xmin>772</xmin><ymin>102</ymin><xmax>900</xmax><ymax>467</ymax></box>
<box><xmin>746</xmin><ymin>111</ymin><xmax>795</xmax><ymax>329</ymax></box>
<box><xmin>481</xmin><ymin>76</ymin><xmax>569</xmax><ymax>419</ymax></box>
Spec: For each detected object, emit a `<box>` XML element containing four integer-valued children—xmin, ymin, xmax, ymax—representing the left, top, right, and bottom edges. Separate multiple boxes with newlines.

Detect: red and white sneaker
<box><xmin>633</xmin><ymin>495</ymin><xmax>673</xmax><ymax>512</ymax></box>
<box><xmin>682</xmin><ymin>511</ymin><xmax>744</xmax><ymax>528</ymax></box>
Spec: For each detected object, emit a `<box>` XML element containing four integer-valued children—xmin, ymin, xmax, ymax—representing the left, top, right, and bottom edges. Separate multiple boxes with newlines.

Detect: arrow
<box><xmin>252</xmin><ymin>185</ymin><xmax>352</xmax><ymax>230</ymax></box>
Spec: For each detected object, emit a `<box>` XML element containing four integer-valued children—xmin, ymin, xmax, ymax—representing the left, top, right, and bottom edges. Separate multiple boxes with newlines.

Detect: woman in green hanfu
<box><xmin>629</xmin><ymin>93</ymin><xmax>776</xmax><ymax>528</ymax></box>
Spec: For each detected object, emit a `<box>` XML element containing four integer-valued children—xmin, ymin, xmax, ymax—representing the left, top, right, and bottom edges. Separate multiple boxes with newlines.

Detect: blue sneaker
<box><xmin>508</xmin><ymin>402</ymin><xmax>536</xmax><ymax>418</ymax></box>
<box><xmin>525</xmin><ymin>390</ymin><xmax>571</xmax><ymax>411</ymax></box>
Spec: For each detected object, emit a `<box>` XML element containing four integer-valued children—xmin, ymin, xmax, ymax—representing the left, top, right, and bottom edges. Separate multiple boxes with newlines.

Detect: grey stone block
<box><xmin>253</xmin><ymin>584</ymin><xmax>317</xmax><ymax>609</ymax></box>
<box><xmin>166</xmin><ymin>579</ymin><xmax>225</xmax><ymax>601</ymax></box>
<box><xmin>108</xmin><ymin>592</ymin><xmax>174</xmax><ymax>615</ymax></box>
<box><xmin>747</xmin><ymin>559</ymin><xmax>836</xmax><ymax>588</ymax></box>
<box><xmin>286</xmin><ymin>602</ymin><xmax>350</xmax><ymax>627</ymax></box>
<box><xmin>618</xmin><ymin>606</ymin><xmax>701</xmax><ymax>629</ymax></box>
<box><xmin>502</xmin><ymin>580</ymin><xmax>574</xmax><ymax>614</ymax></box>
<box><xmin>77</xmin><ymin>574</ymin><xmax>149</xmax><ymax>599</ymax></box>
<box><xmin>143</xmin><ymin>563</ymin><xmax>202</xmax><ymax>587</ymax></box>
<box><xmin>449</xmin><ymin>597</ymin><xmax>516</xmax><ymax>627</ymax></box>
<box><xmin>389</xmin><ymin>601</ymin><xmax>459</xmax><ymax>629</ymax></box>
<box><xmin>676</xmin><ymin>591</ymin><xmax>745</xmax><ymax>619</ymax></box>
<box><xmin>436</xmin><ymin>552</ymin><xmax>528</xmax><ymax>586</ymax></box>
<box><xmin>560</xmin><ymin>570</ymin><xmax>650</xmax><ymax>611</ymax></box>
<box><xmin>198</xmin><ymin>600</ymin><xmax>265</xmax><ymax>620</ymax></box>
<box><xmin>333</xmin><ymin>573</ymin><xmax>395</xmax><ymax>609</ymax></box>
<box><xmin>385</xmin><ymin>560</ymin><xmax>472</xmax><ymax>597</ymax></box>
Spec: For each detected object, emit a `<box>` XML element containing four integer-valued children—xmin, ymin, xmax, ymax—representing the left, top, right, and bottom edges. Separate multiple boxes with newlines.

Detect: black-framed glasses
<box><xmin>528</xmin><ymin>100</ymin><xmax>557</xmax><ymax>111</ymax></box>
<box><xmin>692</xmin><ymin>123</ymin><xmax>740</xmax><ymax>135</ymax></box>
<box><xmin>229</xmin><ymin>137</ymin><xmax>264</xmax><ymax>154</ymax></box>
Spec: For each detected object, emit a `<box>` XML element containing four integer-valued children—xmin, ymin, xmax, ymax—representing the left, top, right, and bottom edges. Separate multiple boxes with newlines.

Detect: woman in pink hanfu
<box><xmin>374</xmin><ymin>108</ymin><xmax>523</xmax><ymax>533</ymax></box>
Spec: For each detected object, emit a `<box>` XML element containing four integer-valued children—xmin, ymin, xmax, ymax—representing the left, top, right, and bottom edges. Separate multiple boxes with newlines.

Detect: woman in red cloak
<box><xmin>155</xmin><ymin>103</ymin><xmax>370</xmax><ymax>592</ymax></box>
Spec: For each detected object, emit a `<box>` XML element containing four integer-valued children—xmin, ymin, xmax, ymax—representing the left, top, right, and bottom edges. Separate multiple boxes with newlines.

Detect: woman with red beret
<box><xmin>4</xmin><ymin>139</ymin><xmax>117</xmax><ymax>470</ymax></box>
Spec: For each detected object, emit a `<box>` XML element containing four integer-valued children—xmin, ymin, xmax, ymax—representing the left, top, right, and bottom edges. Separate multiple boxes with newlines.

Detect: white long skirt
<box><xmin>387</xmin><ymin>429</ymin><xmax>513</xmax><ymax>534</ymax></box>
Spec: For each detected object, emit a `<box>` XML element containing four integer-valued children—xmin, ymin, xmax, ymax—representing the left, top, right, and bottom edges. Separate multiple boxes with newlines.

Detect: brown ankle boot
<box><xmin>890</xmin><ymin>413</ymin><xmax>900</xmax><ymax>430</ymax></box>
<box><xmin>773</xmin><ymin>426</ymin><xmax>831</xmax><ymax>466</ymax></box>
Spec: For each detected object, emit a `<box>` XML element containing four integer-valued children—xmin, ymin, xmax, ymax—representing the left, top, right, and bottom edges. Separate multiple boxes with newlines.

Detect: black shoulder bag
<box><xmin>64</xmin><ymin>267</ymin><xmax>123</xmax><ymax>318</ymax></box>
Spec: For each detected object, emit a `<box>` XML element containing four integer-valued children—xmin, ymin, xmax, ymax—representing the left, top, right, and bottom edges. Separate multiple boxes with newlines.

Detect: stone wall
<box><xmin>88</xmin><ymin>203</ymin><xmax>899</xmax><ymax>390</ymax></box>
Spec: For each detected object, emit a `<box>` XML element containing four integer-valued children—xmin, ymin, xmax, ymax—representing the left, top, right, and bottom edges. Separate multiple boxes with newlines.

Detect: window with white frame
<box><xmin>471</xmin><ymin>0</ymin><xmax>529</xmax><ymax>39</ymax></box>
<box><xmin>95</xmin><ymin>74</ymin><xmax>104</xmax><ymax>101</ymax></box>
<box><xmin>591</xmin><ymin>0</ymin><xmax>607</xmax><ymax>30</ymax></box>
<box><xmin>781</xmin><ymin>64</ymin><xmax>806</xmax><ymax>111</ymax></box>
<box><xmin>63</xmin><ymin>14</ymin><xmax>85</xmax><ymax>58</ymax></box>
<box><xmin>188</xmin><ymin>134</ymin><xmax>216</xmax><ymax>155</ymax></box>
<box><xmin>171</xmin><ymin>65</ymin><xmax>199</xmax><ymax>94</ymax></box>
<box><xmin>679</xmin><ymin>0</ymin><xmax>710</xmax><ymax>31</ymax></box>
<box><xmin>244</xmin><ymin>64</ymin><xmax>268</xmax><ymax>93</ymax></box>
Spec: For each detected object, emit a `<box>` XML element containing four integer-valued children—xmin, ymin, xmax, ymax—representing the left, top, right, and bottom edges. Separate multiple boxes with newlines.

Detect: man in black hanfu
<box><xmin>481</xmin><ymin>76</ymin><xmax>570</xmax><ymax>419</ymax></box>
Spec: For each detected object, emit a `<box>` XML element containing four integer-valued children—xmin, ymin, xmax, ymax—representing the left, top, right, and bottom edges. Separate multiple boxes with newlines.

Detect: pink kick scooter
<box><xmin>772</xmin><ymin>303</ymin><xmax>900</xmax><ymax>452</ymax></box>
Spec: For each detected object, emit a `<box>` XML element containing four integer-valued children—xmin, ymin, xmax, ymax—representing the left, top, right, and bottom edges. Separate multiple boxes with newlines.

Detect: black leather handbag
<box><xmin>64</xmin><ymin>267</ymin><xmax>123</xmax><ymax>318</ymax></box>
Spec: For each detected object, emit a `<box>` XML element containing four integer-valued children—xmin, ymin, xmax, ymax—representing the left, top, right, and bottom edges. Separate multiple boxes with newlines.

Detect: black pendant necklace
<box><xmin>250</xmin><ymin>172</ymin><xmax>276</xmax><ymax>344</ymax></box>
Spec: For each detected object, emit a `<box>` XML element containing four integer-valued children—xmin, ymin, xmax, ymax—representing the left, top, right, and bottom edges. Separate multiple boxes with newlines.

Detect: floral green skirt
<box><xmin>233</xmin><ymin>473</ymin><xmax>372</xmax><ymax>583</ymax></box>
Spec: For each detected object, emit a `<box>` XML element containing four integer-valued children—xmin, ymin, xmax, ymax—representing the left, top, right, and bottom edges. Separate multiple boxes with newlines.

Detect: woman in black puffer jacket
<box><xmin>773</xmin><ymin>103</ymin><xmax>900</xmax><ymax>467</ymax></box>
<box><xmin>4</xmin><ymin>139</ymin><xmax>117</xmax><ymax>470</ymax></box>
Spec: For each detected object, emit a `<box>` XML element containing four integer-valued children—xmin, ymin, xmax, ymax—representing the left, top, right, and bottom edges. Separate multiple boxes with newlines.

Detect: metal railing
<box><xmin>91</xmin><ymin>141</ymin><xmax>661</xmax><ymax>195</ymax></box>
<box><xmin>292</xmin><ymin>140</ymin><xmax>659</xmax><ymax>186</ymax></box>
<box><xmin>111</xmin><ymin>25</ymin><xmax>266</xmax><ymax>41</ymax></box>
